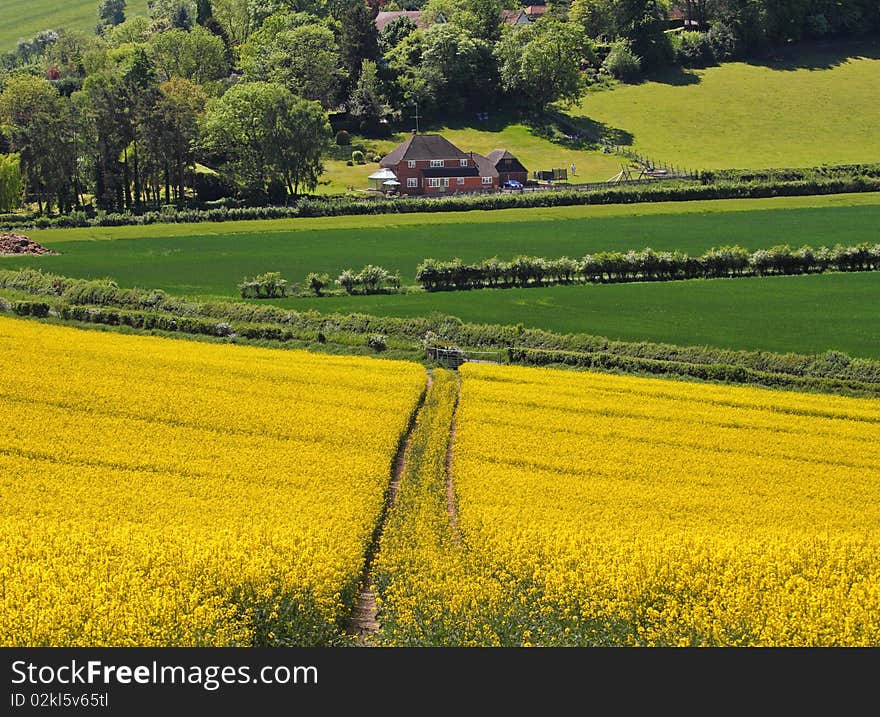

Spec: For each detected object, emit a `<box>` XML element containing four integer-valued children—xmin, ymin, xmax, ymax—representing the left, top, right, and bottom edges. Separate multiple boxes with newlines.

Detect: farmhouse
<box><xmin>379</xmin><ymin>134</ymin><xmax>521</xmax><ymax>195</ymax></box>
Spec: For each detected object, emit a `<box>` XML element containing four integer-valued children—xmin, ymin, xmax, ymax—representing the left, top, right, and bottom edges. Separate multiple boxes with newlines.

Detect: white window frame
<box><xmin>460</xmin><ymin>159</ymin><xmax>468</xmax><ymax>167</ymax></box>
<box><xmin>407</xmin><ymin>177</ymin><xmax>418</xmax><ymax>188</ymax></box>
<box><xmin>456</xmin><ymin>177</ymin><xmax>465</xmax><ymax>186</ymax></box>
<box><xmin>407</xmin><ymin>160</ymin><xmax>416</xmax><ymax>168</ymax></box>
<box><xmin>442</xmin><ymin>178</ymin><xmax>450</xmax><ymax>187</ymax></box>
<box><xmin>430</xmin><ymin>160</ymin><xmax>444</xmax><ymax>168</ymax></box>
<box><xmin>428</xmin><ymin>177</ymin><xmax>441</xmax><ymax>188</ymax></box>
<box><xmin>482</xmin><ymin>176</ymin><xmax>493</xmax><ymax>185</ymax></box>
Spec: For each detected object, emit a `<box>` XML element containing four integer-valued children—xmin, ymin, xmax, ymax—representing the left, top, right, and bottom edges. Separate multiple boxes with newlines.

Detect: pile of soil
<box><xmin>0</xmin><ymin>233</ymin><xmax>57</xmax><ymax>255</ymax></box>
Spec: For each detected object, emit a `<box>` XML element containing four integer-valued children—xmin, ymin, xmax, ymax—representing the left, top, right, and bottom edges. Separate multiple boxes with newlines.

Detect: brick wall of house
<box><xmin>389</xmin><ymin>158</ymin><xmax>498</xmax><ymax>195</ymax></box>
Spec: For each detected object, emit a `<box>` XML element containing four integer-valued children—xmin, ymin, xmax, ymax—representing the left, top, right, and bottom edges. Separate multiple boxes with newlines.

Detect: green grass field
<box><xmin>577</xmin><ymin>41</ymin><xmax>880</xmax><ymax>171</ymax></box>
<box><xmin>3</xmin><ymin>193</ymin><xmax>879</xmax><ymax>357</ymax></box>
<box><xmin>285</xmin><ymin>272</ymin><xmax>880</xmax><ymax>360</ymax></box>
<box><xmin>0</xmin><ymin>0</ymin><xmax>148</xmax><ymax>50</ymax></box>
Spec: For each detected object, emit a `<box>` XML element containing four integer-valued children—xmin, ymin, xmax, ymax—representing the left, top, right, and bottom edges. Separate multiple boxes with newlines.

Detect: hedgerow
<box><xmin>414</xmin><ymin>243</ymin><xmax>880</xmax><ymax>292</ymax></box>
<box><xmin>1</xmin><ymin>174</ymin><xmax>879</xmax><ymax>230</ymax></box>
<box><xmin>3</xmin><ymin>269</ymin><xmax>879</xmax><ymax>389</ymax></box>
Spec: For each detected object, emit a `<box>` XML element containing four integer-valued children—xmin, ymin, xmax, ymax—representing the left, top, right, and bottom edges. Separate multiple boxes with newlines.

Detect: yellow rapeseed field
<box><xmin>0</xmin><ymin>317</ymin><xmax>425</xmax><ymax>646</ymax></box>
<box><xmin>450</xmin><ymin>364</ymin><xmax>880</xmax><ymax>646</ymax></box>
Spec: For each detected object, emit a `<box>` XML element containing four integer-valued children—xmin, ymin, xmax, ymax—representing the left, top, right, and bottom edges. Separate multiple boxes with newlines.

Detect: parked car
<box><xmin>502</xmin><ymin>179</ymin><xmax>523</xmax><ymax>189</ymax></box>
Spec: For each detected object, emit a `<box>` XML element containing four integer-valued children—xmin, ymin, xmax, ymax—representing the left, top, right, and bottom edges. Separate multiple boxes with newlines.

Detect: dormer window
<box><xmin>460</xmin><ymin>159</ymin><xmax>468</xmax><ymax>167</ymax></box>
<box><xmin>430</xmin><ymin>160</ymin><xmax>444</xmax><ymax>168</ymax></box>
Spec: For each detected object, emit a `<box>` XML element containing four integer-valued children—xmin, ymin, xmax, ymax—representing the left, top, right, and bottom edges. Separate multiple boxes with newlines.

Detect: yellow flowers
<box><xmin>451</xmin><ymin>364</ymin><xmax>880</xmax><ymax>646</ymax></box>
<box><xmin>0</xmin><ymin>317</ymin><xmax>425</xmax><ymax>646</ymax></box>
<box><xmin>3</xmin><ymin>315</ymin><xmax>878</xmax><ymax>646</ymax></box>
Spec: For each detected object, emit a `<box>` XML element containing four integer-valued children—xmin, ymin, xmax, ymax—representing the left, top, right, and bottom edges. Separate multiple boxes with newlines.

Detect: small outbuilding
<box><xmin>368</xmin><ymin>167</ymin><xmax>399</xmax><ymax>192</ymax></box>
<box><xmin>486</xmin><ymin>149</ymin><xmax>529</xmax><ymax>186</ymax></box>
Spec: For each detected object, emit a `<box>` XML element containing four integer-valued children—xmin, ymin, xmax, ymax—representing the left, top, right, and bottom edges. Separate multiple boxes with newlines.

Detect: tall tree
<box><xmin>97</xmin><ymin>0</ymin><xmax>127</xmax><ymax>33</ymax></box>
<box><xmin>0</xmin><ymin>76</ymin><xmax>77</xmax><ymax>213</ymax></box>
<box><xmin>496</xmin><ymin>21</ymin><xmax>595</xmax><ymax>110</ymax></box>
<box><xmin>239</xmin><ymin>13</ymin><xmax>342</xmax><ymax>107</ymax></box>
<box><xmin>149</xmin><ymin>0</ymin><xmax>198</xmax><ymax>29</ymax></box>
<box><xmin>349</xmin><ymin>59</ymin><xmax>385</xmax><ymax>133</ymax></box>
<box><xmin>203</xmin><ymin>82</ymin><xmax>329</xmax><ymax>199</ymax></box>
<box><xmin>337</xmin><ymin>1</ymin><xmax>380</xmax><ymax>101</ymax></box>
<box><xmin>154</xmin><ymin>78</ymin><xmax>207</xmax><ymax>204</ymax></box>
<box><xmin>277</xmin><ymin>97</ymin><xmax>331</xmax><ymax>195</ymax></box>
<box><xmin>148</xmin><ymin>26</ymin><xmax>228</xmax><ymax>83</ymax></box>
<box><xmin>0</xmin><ymin>153</ymin><xmax>24</xmax><ymax>212</ymax></box>
<box><xmin>211</xmin><ymin>0</ymin><xmax>252</xmax><ymax>46</ymax></box>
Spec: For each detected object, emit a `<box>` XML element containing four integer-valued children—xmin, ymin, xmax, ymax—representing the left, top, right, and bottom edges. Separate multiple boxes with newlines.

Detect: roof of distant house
<box><xmin>501</xmin><ymin>9</ymin><xmax>529</xmax><ymax>25</ymax></box>
<box><xmin>381</xmin><ymin>134</ymin><xmax>471</xmax><ymax>166</ymax></box>
<box><xmin>524</xmin><ymin>5</ymin><xmax>547</xmax><ymax>16</ymax></box>
<box><xmin>471</xmin><ymin>153</ymin><xmax>500</xmax><ymax>178</ymax></box>
<box><xmin>375</xmin><ymin>10</ymin><xmax>447</xmax><ymax>32</ymax></box>
<box><xmin>486</xmin><ymin>149</ymin><xmax>528</xmax><ymax>173</ymax></box>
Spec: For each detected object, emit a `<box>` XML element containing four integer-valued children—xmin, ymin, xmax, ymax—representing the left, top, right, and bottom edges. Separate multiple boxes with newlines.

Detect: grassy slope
<box><xmin>577</xmin><ymin>41</ymin><xmax>880</xmax><ymax>170</ymax></box>
<box><xmin>0</xmin><ymin>0</ymin><xmax>149</xmax><ymax>49</ymax></box>
<box><xmin>3</xmin><ymin>193</ymin><xmax>878</xmax><ymax>358</ymax></box>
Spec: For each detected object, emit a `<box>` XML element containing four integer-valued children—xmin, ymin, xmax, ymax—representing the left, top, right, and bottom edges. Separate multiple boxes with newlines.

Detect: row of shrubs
<box><xmin>699</xmin><ymin>164</ymin><xmax>880</xmax><ymax>184</ymax></box>
<box><xmin>2</xmin><ymin>175</ymin><xmax>879</xmax><ymax>230</ymax></box>
<box><xmin>7</xmin><ymin>294</ymin><xmax>878</xmax><ymax>396</ymax></box>
<box><xmin>3</xmin><ymin>268</ymin><xmax>879</xmax><ymax>386</ymax></box>
<box><xmin>508</xmin><ymin>348</ymin><xmax>880</xmax><ymax>398</ymax></box>
<box><xmin>415</xmin><ymin>243</ymin><xmax>880</xmax><ymax>291</ymax></box>
<box><xmin>238</xmin><ymin>266</ymin><xmax>402</xmax><ymax>299</ymax></box>
<box><xmin>4</xmin><ymin>301</ymin><xmax>392</xmax><ymax>353</ymax></box>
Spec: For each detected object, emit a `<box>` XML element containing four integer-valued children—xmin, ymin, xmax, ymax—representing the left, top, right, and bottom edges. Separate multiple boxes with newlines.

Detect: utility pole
<box><xmin>412</xmin><ymin>103</ymin><xmax>422</xmax><ymax>134</ymax></box>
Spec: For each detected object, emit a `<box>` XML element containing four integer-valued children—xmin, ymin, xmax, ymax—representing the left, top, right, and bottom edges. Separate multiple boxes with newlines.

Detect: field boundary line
<box><xmin>345</xmin><ymin>370</ymin><xmax>433</xmax><ymax>641</ymax></box>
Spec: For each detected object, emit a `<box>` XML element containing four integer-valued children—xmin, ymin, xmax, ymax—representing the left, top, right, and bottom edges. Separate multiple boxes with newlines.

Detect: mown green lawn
<box><xmin>577</xmin><ymin>41</ymin><xmax>880</xmax><ymax>171</ymax></box>
<box><xmin>0</xmin><ymin>0</ymin><xmax>148</xmax><ymax>50</ymax></box>
<box><xmin>3</xmin><ymin>193</ymin><xmax>879</xmax><ymax>357</ymax></box>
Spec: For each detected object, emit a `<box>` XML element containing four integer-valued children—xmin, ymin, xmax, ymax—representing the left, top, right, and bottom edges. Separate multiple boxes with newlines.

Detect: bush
<box><xmin>266</xmin><ymin>178</ymin><xmax>288</xmax><ymax>205</ymax></box>
<box><xmin>194</xmin><ymin>171</ymin><xmax>236</xmax><ymax>203</ymax></box>
<box><xmin>708</xmin><ymin>22</ymin><xmax>739</xmax><ymax>61</ymax></box>
<box><xmin>346</xmin><ymin>160</ymin><xmax>354</xmax><ymax>166</ymax></box>
<box><xmin>238</xmin><ymin>272</ymin><xmax>289</xmax><ymax>299</ymax></box>
<box><xmin>603</xmin><ymin>41</ymin><xmax>641</xmax><ymax>82</ymax></box>
<box><xmin>305</xmin><ymin>272</ymin><xmax>331</xmax><ymax>297</ymax></box>
<box><xmin>13</xmin><ymin>300</ymin><xmax>49</xmax><ymax>317</ymax></box>
<box><xmin>673</xmin><ymin>31</ymin><xmax>716</xmax><ymax>68</ymax></box>
<box><xmin>351</xmin><ymin>150</ymin><xmax>365</xmax><ymax>164</ymax></box>
<box><xmin>367</xmin><ymin>333</ymin><xmax>387</xmax><ymax>352</ymax></box>
<box><xmin>335</xmin><ymin>130</ymin><xmax>351</xmax><ymax>146</ymax></box>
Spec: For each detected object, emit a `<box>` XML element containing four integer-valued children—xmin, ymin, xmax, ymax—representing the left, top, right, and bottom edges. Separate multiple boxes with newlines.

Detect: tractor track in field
<box><xmin>345</xmin><ymin>371</ymin><xmax>434</xmax><ymax>640</ymax></box>
<box><xmin>445</xmin><ymin>375</ymin><xmax>462</xmax><ymax>546</ymax></box>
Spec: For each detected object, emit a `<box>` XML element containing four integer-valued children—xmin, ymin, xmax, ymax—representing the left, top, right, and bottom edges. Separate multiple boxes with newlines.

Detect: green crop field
<box><xmin>0</xmin><ymin>0</ymin><xmax>148</xmax><ymax>50</ymax></box>
<box><xmin>4</xmin><ymin>192</ymin><xmax>879</xmax><ymax>357</ymax></box>
<box><xmin>285</xmin><ymin>272</ymin><xmax>880</xmax><ymax>360</ymax></box>
<box><xmin>577</xmin><ymin>41</ymin><xmax>880</xmax><ymax>171</ymax></box>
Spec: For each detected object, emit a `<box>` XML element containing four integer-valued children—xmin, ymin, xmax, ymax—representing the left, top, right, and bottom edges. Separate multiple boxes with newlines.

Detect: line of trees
<box><xmin>415</xmin><ymin>243</ymin><xmax>880</xmax><ymax>291</ymax></box>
